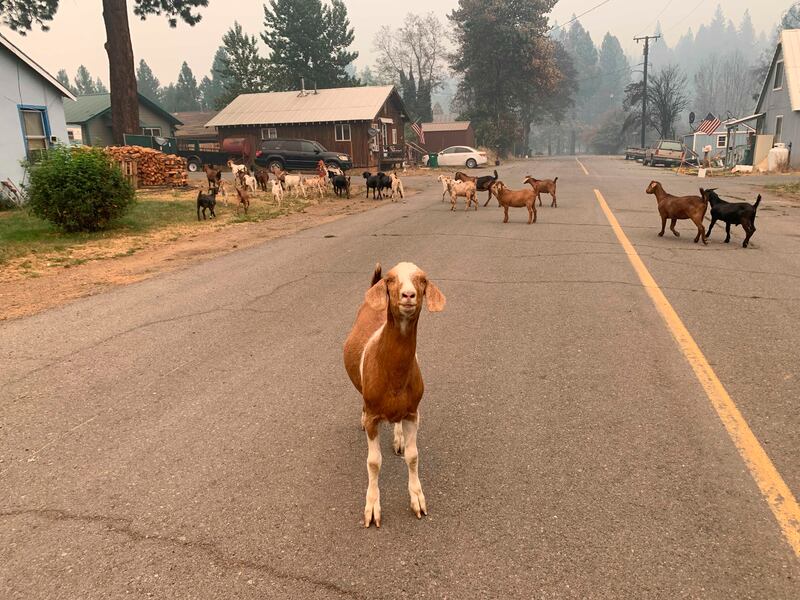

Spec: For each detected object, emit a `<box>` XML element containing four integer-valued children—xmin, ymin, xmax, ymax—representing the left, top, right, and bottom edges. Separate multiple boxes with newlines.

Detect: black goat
<box><xmin>197</xmin><ymin>189</ymin><xmax>217</xmax><ymax>221</ymax></box>
<box><xmin>363</xmin><ymin>171</ymin><xmax>382</xmax><ymax>199</ymax></box>
<box><xmin>701</xmin><ymin>188</ymin><xmax>762</xmax><ymax>248</ymax></box>
<box><xmin>332</xmin><ymin>174</ymin><xmax>351</xmax><ymax>198</ymax></box>
<box><xmin>377</xmin><ymin>172</ymin><xmax>393</xmax><ymax>196</ymax></box>
<box><xmin>455</xmin><ymin>170</ymin><xmax>499</xmax><ymax>206</ymax></box>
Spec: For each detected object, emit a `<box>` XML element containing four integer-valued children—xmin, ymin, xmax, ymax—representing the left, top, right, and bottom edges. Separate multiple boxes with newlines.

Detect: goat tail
<box><xmin>493</xmin><ymin>170</ymin><xmax>498</xmax><ymax>179</ymax></box>
<box><xmin>753</xmin><ymin>194</ymin><xmax>762</xmax><ymax>212</ymax></box>
<box><xmin>371</xmin><ymin>263</ymin><xmax>382</xmax><ymax>287</ymax></box>
<box><xmin>554</xmin><ymin>177</ymin><xmax>559</xmax><ymax>184</ymax></box>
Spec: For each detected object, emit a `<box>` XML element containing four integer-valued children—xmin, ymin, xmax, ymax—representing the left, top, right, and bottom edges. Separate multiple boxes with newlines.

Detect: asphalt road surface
<box><xmin>2</xmin><ymin>156</ymin><xmax>799</xmax><ymax>598</ymax></box>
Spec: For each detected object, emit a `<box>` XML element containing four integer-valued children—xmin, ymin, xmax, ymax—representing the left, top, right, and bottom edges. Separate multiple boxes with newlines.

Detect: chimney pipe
<box><xmin>314</xmin><ymin>80</ymin><xmax>318</xmax><ymax>94</ymax></box>
<box><xmin>300</xmin><ymin>77</ymin><xmax>306</xmax><ymax>96</ymax></box>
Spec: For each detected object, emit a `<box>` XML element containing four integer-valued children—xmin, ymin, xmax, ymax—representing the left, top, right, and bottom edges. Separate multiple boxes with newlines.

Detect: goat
<box><xmin>389</xmin><ymin>172</ymin><xmax>405</xmax><ymax>201</ymax></box>
<box><xmin>701</xmin><ymin>188</ymin><xmax>762</xmax><ymax>248</ymax></box>
<box><xmin>363</xmin><ymin>171</ymin><xmax>382</xmax><ymax>199</ymax></box>
<box><xmin>437</xmin><ymin>175</ymin><xmax>455</xmax><ymax>202</ymax></box>
<box><xmin>327</xmin><ymin>165</ymin><xmax>344</xmax><ymax>177</ymax></box>
<box><xmin>255</xmin><ymin>168</ymin><xmax>271</xmax><ymax>192</ymax></box>
<box><xmin>489</xmin><ymin>181</ymin><xmax>537</xmax><ymax>224</ymax></box>
<box><xmin>196</xmin><ymin>189</ymin><xmax>217</xmax><ymax>221</ymax></box>
<box><xmin>304</xmin><ymin>174</ymin><xmax>328</xmax><ymax>199</ymax></box>
<box><xmin>238</xmin><ymin>171</ymin><xmax>258</xmax><ymax>194</ymax></box>
<box><xmin>332</xmin><ymin>174</ymin><xmax>351</xmax><ymax>199</ymax></box>
<box><xmin>377</xmin><ymin>172</ymin><xmax>393</xmax><ymax>197</ymax></box>
<box><xmin>235</xmin><ymin>186</ymin><xmax>251</xmax><ymax>215</ymax></box>
<box><xmin>203</xmin><ymin>164</ymin><xmax>222</xmax><ymax>193</ymax></box>
<box><xmin>271</xmin><ymin>179</ymin><xmax>284</xmax><ymax>208</ymax></box>
<box><xmin>456</xmin><ymin>169</ymin><xmax>498</xmax><ymax>205</ymax></box>
<box><xmin>343</xmin><ymin>262</ymin><xmax>446</xmax><ymax>528</ymax></box>
<box><xmin>283</xmin><ymin>174</ymin><xmax>307</xmax><ymax>199</ymax></box>
<box><xmin>228</xmin><ymin>159</ymin><xmax>248</xmax><ymax>178</ymax></box>
<box><xmin>449</xmin><ymin>180</ymin><xmax>478</xmax><ymax>212</ymax></box>
<box><xmin>645</xmin><ymin>181</ymin><xmax>708</xmax><ymax>244</ymax></box>
<box><xmin>523</xmin><ymin>175</ymin><xmax>558</xmax><ymax>207</ymax></box>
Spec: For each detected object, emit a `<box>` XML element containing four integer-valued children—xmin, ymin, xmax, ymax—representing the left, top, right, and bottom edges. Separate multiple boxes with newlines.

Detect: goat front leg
<box><xmin>402</xmin><ymin>416</ymin><xmax>427</xmax><ymax>519</ymax></box>
<box><xmin>364</xmin><ymin>428</ymin><xmax>382</xmax><ymax>528</ymax></box>
<box><xmin>706</xmin><ymin>217</ymin><xmax>717</xmax><ymax>239</ymax></box>
<box><xmin>658</xmin><ymin>215</ymin><xmax>667</xmax><ymax>237</ymax></box>
<box><xmin>393</xmin><ymin>422</ymin><xmax>404</xmax><ymax>455</ymax></box>
<box><xmin>670</xmin><ymin>218</ymin><xmax>680</xmax><ymax>237</ymax></box>
<box><xmin>724</xmin><ymin>222</ymin><xmax>732</xmax><ymax>243</ymax></box>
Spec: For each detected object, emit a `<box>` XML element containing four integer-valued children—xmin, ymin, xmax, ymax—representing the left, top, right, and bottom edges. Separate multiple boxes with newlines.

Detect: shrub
<box><xmin>27</xmin><ymin>146</ymin><xmax>135</xmax><ymax>232</ymax></box>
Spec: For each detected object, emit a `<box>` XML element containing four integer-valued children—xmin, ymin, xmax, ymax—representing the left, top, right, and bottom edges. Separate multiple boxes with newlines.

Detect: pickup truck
<box><xmin>643</xmin><ymin>140</ymin><xmax>685</xmax><ymax>167</ymax></box>
<box><xmin>625</xmin><ymin>147</ymin><xmax>646</xmax><ymax>161</ymax></box>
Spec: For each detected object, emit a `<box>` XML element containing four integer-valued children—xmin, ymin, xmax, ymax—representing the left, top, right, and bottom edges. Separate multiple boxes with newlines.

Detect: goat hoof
<box><xmin>673</xmin><ymin>231</ymin><xmax>680</xmax><ymax>237</ymax></box>
<box><xmin>410</xmin><ymin>490</ymin><xmax>427</xmax><ymax>519</ymax></box>
<box><xmin>658</xmin><ymin>232</ymin><xmax>664</xmax><ymax>237</ymax></box>
<box><xmin>364</xmin><ymin>499</ymin><xmax>381</xmax><ymax>528</ymax></box>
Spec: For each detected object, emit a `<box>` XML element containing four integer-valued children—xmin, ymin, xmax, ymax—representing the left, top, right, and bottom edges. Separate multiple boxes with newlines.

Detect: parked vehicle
<box><xmin>625</xmin><ymin>147</ymin><xmax>646</xmax><ymax>161</ymax></box>
<box><xmin>436</xmin><ymin>146</ymin><xmax>488</xmax><ymax>168</ymax></box>
<box><xmin>643</xmin><ymin>140</ymin><xmax>685</xmax><ymax>167</ymax></box>
<box><xmin>254</xmin><ymin>139</ymin><xmax>352</xmax><ymax>172</ymax></box>
<box><xmin>177</xmin><ymin>138</ymin><xmax>249</xmax><ymax>172</ymax></box>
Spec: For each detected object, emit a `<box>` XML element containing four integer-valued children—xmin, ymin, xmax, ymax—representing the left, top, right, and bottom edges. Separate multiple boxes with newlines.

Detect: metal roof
<box><xmin>65</xmin><ymin>93</ymin><xmax>182</xmax><ymax>126</ymax></box>
<box><xmin>205</xmin><ymin>85</ymin><xmax>401</xmax><ymax>127</ymax></box>
<box><xmin>422</xmin><ymin>121</ymin><xmax>472</xmax><ymax>132</ymax></box>
<box><xmin>0</xmin><ymin>32</ymin><xmax>75</xmax><ymax>100</ymax></box>
<box><xmin>174</xmin><ymin>111</ymin><xmax>218</xmax><ymax>137</ymax></box>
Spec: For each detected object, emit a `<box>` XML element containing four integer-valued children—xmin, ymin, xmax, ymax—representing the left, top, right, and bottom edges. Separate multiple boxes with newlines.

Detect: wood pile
<box><xmin>105</xmin><ymin>146</ymin><xmax>188</xmax><ymax>187</ymax></box>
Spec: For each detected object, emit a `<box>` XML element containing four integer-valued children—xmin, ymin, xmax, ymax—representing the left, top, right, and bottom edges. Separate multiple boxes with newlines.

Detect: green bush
<box><xmin>27</xmin><ymin>146</ymin><xmax>135</xmax><ymax>232</ymax></box>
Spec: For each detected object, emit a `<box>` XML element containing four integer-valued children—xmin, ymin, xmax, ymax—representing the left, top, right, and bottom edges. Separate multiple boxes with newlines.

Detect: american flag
<box><xmin>411</xmin><ymin>121</ymin><xmax>425</xmax><ymax>145</ymax></box>
<box><xmin>696</xmin><ymin>113</ymin><xmax>721</xmax><ymax>135</ymax></box>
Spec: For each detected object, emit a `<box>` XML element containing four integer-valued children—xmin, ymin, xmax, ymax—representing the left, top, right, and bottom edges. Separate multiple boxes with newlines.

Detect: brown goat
<box><xmin>489</xmin><ymin>181</ymin><xmax>537</xmax><ymax>224</ymax></box>
<box><xmin>235</xmin><ymin>186</ymin><xmax>250</xmax><ymax>215</ymax></box>
<box><xmin>645</xmin><ymin>181</ymin><xmax>708</xmax><ymax>244</ymax></box>
<box><xmin>203</xmin><ymin>164</ymin><xmax>222</xmax><ymax>193</ymax></box>
<box><xmin>343</xmin><ymin>262</ymin><xmax>446</xmax><ymax>528</ymax></box>
<box><xmin>523</xmin><ymin>175</ymin><xmax>558</xmax><ymax>207</ymax></box>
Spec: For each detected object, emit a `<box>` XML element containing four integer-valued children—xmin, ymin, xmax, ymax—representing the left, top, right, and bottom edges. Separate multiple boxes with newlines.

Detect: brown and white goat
<box><xmin>523</xmin><ymin>175</ymin><xmax>558</xmax><ymax>207</ymax></box>
<box><xmin>449</xmin><ymin>180</ymin><xmax>478</xmax><ymax>211</ymax></box>
<box><xmin>645</xmin><ymin>181</ymin><xmax>708</xmax><ymax>244</ymax></box>
<box><xmin>489</xmin><ymin>181</ymin><xmax>537</xmax><ymax>224</ymax></box>
<box><xmin>343</xmin><ymin>262</ymin><xmax>446</xmax><ymax>528</ymax></box>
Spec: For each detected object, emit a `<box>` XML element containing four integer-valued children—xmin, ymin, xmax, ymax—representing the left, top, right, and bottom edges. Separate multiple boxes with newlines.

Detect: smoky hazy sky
<box><xmin>1</xmin><ymin>0</ymin><xmax>790</xmax><ymax>85</ymax></box>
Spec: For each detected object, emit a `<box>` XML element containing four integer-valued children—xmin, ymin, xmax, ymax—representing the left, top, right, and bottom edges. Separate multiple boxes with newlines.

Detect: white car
<box><xmin>436</xmin><ymin>146</ymin><xmax>488</xmax><ymax>168</ymax></box>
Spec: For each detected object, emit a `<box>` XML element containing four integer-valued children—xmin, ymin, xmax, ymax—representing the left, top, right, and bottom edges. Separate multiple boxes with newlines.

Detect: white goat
<box><xmin>389</xmin><ymin>172</ymin><xmax>405</xmax><ymax>200</ymax></box>
<box><xmin>283</xmin><ymin>174</ymin><xmax>307</xmax><ymax>199</ymax></box>
<box><xmin>437</xmin><ymin>175</ymin><xmax>455</xmax><ymax>202</ymax></box>
<box><xmin>271</xmin><ymin>179</ymin><xmax>284</xmax><ymax>208</ymax></box>
<box><xmin>228</xmin><ymin>160</ymin><xmax>248</xmax><ymax>178</ymax></box>
<box><xmin>242</xmin><ymin>173</ymin><xmax>258</xmax><ymax>194</ymax></box>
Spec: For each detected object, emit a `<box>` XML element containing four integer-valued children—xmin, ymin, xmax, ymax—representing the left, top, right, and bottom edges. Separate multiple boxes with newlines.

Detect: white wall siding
<box><xmin>0</xmin><ymin>47</ymin><xmax>69</xmax><ymax>186</ymax></box>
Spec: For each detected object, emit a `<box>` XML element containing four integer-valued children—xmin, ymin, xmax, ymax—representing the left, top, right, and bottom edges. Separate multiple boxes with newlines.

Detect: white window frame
<box><xmin>716</xmin><ymin>134</ymin><xmax>727</xmax><ymax>149</ymax></box>
<box><xmin>335</xmin><ymin>124</ymin><xmax>351</xmax><ymax>142</ymax></box>
<box><xmin>775</xmin><ymin>115</ymin><xmax>784</xmax><ymax>142</ymax></box>
<box><xmin>774</xmin><ymin>60</ymin><xmax>784</xmax><ymax>90</ymax></box>
<box><xmin>391</xmin><ymin>127</ymin><xmax>397</xmax><ymax>145</ymax></box>
<box><xmin>20</xmin><ymin>108</ymin><xmax>49</xmax><ymax>159</ymax></box>
<box><xmin>141</xmin><ymin>127</ymin><xmax>162</xmax><ymax>137</ymax></box>
<box><xmin>261</xmin><ymin>127</ymin><xmax>278</xmax><ymax>140</ymax></box>
<box><xmin>381</xmin><ymin>123</ymin><xmax>388</xmax><ymax>146</ymax></box>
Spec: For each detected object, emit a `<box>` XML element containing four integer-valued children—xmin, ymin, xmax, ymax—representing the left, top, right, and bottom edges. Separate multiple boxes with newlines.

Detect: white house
<box><xmin>0</xmin><ymin>32</ymin><xmax>74</xmax><ymax>187</ymax></box>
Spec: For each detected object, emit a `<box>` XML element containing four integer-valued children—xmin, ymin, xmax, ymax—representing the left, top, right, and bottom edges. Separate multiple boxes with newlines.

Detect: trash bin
<box><xmin>427</xmin><ymin>153</ymin><xmax>439</xmax><ymax>168</ymax></box>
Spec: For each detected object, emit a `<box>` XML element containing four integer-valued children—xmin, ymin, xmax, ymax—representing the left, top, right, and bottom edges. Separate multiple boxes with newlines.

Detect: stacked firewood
<box><xmin>105</xmin><ymin>146</ymin><xmax>188</xmax><ymax>187</ymax></box>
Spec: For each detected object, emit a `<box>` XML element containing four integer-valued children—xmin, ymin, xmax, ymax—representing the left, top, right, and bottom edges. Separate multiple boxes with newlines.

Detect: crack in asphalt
<box><xmin>0</xmin><ymin>508</ymin><xmax>361</xmax><ymax>599</ymax></box>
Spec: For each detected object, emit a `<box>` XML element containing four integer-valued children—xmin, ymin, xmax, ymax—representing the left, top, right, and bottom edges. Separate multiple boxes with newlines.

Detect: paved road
<box><xmin>2</xmin><ymin>156</ymin><xmax>799</xmax><ymax>598</ymax></box>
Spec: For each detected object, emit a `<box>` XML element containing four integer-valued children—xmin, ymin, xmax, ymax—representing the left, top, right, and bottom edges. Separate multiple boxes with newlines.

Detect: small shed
<box><xmin>206</xmin><ymin>85</ymin><xmax>408</xmax><ymax>170</ymax></box>
<box><xmin>421</xmin><ymin>121</ymin><xmax>475</xmax><ymax>153</ymax></box>
<box><xmin>0</xmin><ymin>32</ymin><xmax>74</xmax><ymax>186</ymax></box>
<box><xmin>65</xmin><ymin>93</ymin><xmax>181</xmax><ymax>147</ymax></box>
<box><xmin>683</xmin><ymin>120</ymin><xmax>755</xmax><ymax>161</ymax></box>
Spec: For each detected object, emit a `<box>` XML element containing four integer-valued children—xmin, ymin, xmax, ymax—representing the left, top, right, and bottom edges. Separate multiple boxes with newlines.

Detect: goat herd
<box><xmin>195</xmin><ymin>159</ymin><xmax>384</xmax><ymax>220</ymax></box>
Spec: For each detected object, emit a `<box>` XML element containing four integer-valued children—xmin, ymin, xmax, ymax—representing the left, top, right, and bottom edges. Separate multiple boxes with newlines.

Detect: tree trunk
<box><xmin>102</xmin><ymin>0</ymin><xmax>139</xmax><ymax>145</ymax></box>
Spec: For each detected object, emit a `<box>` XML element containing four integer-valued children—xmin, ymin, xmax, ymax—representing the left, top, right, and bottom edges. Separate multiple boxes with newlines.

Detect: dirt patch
<box><xmin>0</xmin><ymin>191</ymin><xmax>402</xmax><ymax>321</ymax></box>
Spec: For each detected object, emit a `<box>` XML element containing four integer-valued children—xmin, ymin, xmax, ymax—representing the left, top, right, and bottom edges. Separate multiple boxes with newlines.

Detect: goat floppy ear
<box><xmin>425</xmin><ymin>281</ymin><xmax>446</xmax><ymax>312</ymax></box>
<box><xmin>365</xmin><ymin>279</ymin><xmax>388</xmax><ymax>311</ymax></box>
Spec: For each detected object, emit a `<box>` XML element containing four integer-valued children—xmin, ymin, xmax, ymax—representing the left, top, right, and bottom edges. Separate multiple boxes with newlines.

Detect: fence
<box><xmin>113</xmin><ymin>159</ymin><xmax>138</xmax><ymax>190</ymax></box>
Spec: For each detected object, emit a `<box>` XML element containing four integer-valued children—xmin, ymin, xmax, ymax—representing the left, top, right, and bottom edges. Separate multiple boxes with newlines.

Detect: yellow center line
<box><xmin>594</xmin><ymin>188</ymin><xmax>800</xmax><ymax>559</ymax></box>
<box><xmin>576</xmin><ymin>158</ymin><xmax>589</xmax><ymax>176</ymax></box>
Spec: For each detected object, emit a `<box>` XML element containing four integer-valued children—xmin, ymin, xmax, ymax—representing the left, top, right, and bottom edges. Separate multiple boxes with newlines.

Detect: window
<box><xmin>381</xmin><ymin>123</ymin><xmax>388</xmax><ymax>146</ymax></box>
<box><xmin>716</xmin><ymin>134</ymin><xmax>727</xmax><ymax>148</ymax></box>
<box><xmin>775</xmin><ymin>115</ymin><xmax>784</xmax><ymax>142</ymax></box>
<box><xmin>261</xmin><ymin>127</ymin><xmax>277</xmax><ymax>140</ymax></box>
<box><xmin>391</xmin><ymin>128</ymin><xmax>397</xmax><ymax>145</ymax></box>
<box><xmin>774</xmin><ymin>60</ymin><xmax>784</xmax><ymax>90</ymax></box>
<box><xmin>661</xmin><ymin>142</ymin><xmax>682</xmax><ymax>151</ymax></box>
<box><xmin>20</xmin><ymin>108</ymin><xmax>49</xmax><ymax>159</ymax></box>
<box><xmin>141</xmin><ymin>127</ymin><xmax>162</xmax><ymax>137</ymax></box>
<box><xmin>285</xmin><ymin>140</ymin><xmax>302</xmax><ymax>151</ymax></box>
<box><xmin>300</xmin><ymin>141</ymin><xmax>317</xmax><ymax>153</ymax></box>
<box><xmin>335</xmin><ymin>124</ymin><xmax>351</xmax><ymax>142</ymax></box>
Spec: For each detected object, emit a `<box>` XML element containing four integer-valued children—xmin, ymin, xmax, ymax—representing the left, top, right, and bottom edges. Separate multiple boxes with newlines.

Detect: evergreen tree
<box><xmin>161</xmin><ymin>83</ymin><xmax>179</xmax><ymax>113</ymax></box>
<box><xmin>174</xmin><ymin>61</ymin><xmax>201</xmax><ymax>111</ymax></box>
<box><xmin>74</xmin><ymin>65</ymin><xmax>99</xmax><ymax>95</ymax></box>
<box><xmin>199</xmin><ymin>47</ymin><xmax>228</xmax><ymax>110</ymax></box>
<box><xmin>596</xmin><ymin>33</ymin><xmax>629</xmax><ymax>115</ymax></box>
<box><xmin>359</xmin><ymin>66</ymin><xmax>380</xmax><ymax>86</ymax></box>
<box><xmin>136</xmin><ymin>59</ymin><xmax>161</xmax><ymax>102</ymax></box>
<box><xmin>56</xmin><ymin>69</ymin><xmax>75</xmax><ymax>94</ymax></box>
<box><xmin>217</xmin><ymin>22</ymin><xmax>268</xmax><ymax>108</ymax></box>
<box><xmin>262</xmin><ymin>0</ymin><xmax>358</xmax><ymax>91</ymax></box>
<box><xmin>95</xmin><ymin>77</ymin><xmax>108</xmax><ymax>94</ymax></box>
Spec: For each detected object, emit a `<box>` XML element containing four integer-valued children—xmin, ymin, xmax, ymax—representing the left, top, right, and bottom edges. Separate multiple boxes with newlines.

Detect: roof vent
<box><xmin>299</xmin><ymin>77</ymin><xmax>307</xmax><ymax>97</ymax></box>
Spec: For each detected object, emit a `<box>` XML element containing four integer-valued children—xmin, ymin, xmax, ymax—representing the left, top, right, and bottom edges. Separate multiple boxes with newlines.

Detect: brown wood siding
<box><xmin>423</xmin><ymin>128</ymin><xmax>476</xmax><ymax>153</ymax></box>
<box><xmin>214</xmin><ymin>91</ymin><xmax>407</xmax><ymax>172</ymax></box>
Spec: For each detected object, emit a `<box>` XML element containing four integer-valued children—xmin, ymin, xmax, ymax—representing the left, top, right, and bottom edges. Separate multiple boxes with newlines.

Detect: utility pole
<box><xmin>634</xmin><ymin>34</ymin><xmax>660</xmax><ymax>149</ymax></box>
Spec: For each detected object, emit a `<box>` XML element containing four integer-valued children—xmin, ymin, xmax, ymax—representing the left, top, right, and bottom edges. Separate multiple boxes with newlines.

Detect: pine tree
<box><xmin>174</xmin><ymin>62</ymin><xmax>201</xmax><ymax>111</ymax></box>
<box><xmin>199</xmin><ymin>47</ymin><xmax>228</xmax><ymax>110</ymax></box>
<box><xmin>216</xmin><ymin>22</ymin><xmax>268</xmax><ymax>108</ymax></box>
<box><xmin>596</xmin><ymin>33</ymin><xmax>629</xmax><ymax>115</ymax></box>
<box><xmin>56</xmin><ymin>69</ymin><xmax>75</xmax><ymax>94</ymax></box>
<box><xmin>262</xmin><ymin>0</ymin><xmax>358</xmax><ymax>91</ymax></box>
<box><xmin>74</xmin><ymin>65</ymin><xmax>99</xmax><ymax>95</ymax></box>
<box><xmin>95</xmin><ymin>77</ymin><xmax>108</xmax><ymax>93</ymax></box>
<box><xmin>136</xmin><ymin>59</ymin><xmax>162</xmax><ymax>102</ymax></box>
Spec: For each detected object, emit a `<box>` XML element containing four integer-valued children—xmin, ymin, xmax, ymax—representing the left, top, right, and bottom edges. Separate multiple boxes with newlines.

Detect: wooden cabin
<box><xmin>421</xmin><ymin>121</ymin><xmax>476</xmax><ymax>153</ymax></box>
<box><xmin>205</xmin><ymin>85</ymin><xmax>408</xmax><ymax>170</ymax></box>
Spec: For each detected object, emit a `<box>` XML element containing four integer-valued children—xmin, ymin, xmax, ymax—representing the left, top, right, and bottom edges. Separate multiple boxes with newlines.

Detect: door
<box><xmin>283</xmin><ymin>140</ymin><xmax>304</xmax><ymax>169</ymax></box>
<box><xmin>438</xmin><ymin>147</ymin><xmax>458</xmax><ymax>166</ymax></box>
<box><xmin>298</xmin><ymin>140</ymin><xmax>321</xmax><ymax>169</ymax></box>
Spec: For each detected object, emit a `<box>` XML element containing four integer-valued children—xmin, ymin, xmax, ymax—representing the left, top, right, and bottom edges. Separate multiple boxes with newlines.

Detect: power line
<box><xmin>636</xmin><ymin>0</ymin><xmax>675</xmax><ymax>37</ymax></box>
<box><xmin>664</xmin><ymin>0</ymin><xmax>706</xmax><ymax>35</ymax></box>
<box><xmin>549</xmin><ymin>0</ymin><xmax>616</xmax><ymax>33</ymax></box>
